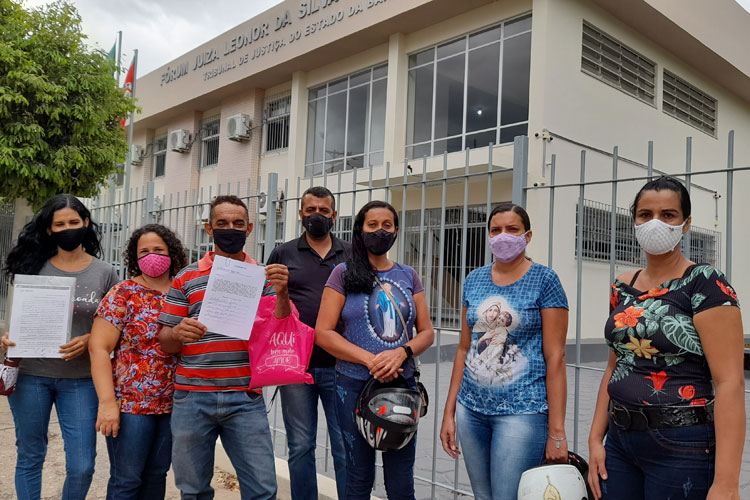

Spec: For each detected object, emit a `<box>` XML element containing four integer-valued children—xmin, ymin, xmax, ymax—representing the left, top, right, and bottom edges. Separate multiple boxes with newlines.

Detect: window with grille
<box><xmin>201</xmin><ymin>116</ymin><xmax>220</xmax><ymax>168</ymax></box>
<box><xmin>265</xmin><ymin>92</ymin><xmax>291</xmax><ymax>153</ymax></box>
<box><xmin>581</xmin><ymin>22</ymin><xmax>656</xmax><ymax>106</ymax></box>
<box><xmin>153</xmin><ymin>136</ymin><xmax>167</xmax><ymax>178</ymax></box>
<box><xmin>405</xmin><ymin>15</ymin><xmax>532</xmax><ymax>160</ymax></box>
<box><xmin>575</xmin><ymin>200</ymin><xmax>720</xmax><ymax>267</ymax></box>
<box><xmin>305</xmin><ymin>64</ymin><xmax>388</xmax><ymax>177</ymax></box>
<box><xmin>662</xmin><ymin>70</ymin><xmax>717</xmax><ymax>137</ymax></box>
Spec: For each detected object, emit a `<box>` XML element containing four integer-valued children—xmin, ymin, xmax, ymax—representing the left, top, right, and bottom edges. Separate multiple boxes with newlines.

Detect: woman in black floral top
<box><xmin>587</xmin><ymin>177</ymin><xmax>745</xmax><ymax>500</ymax></box>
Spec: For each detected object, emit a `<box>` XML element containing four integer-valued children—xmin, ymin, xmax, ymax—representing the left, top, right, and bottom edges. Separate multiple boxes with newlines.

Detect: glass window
<box><xmin>469</xmin><ymin>26</ymin><xmax>501</xmax><ymax>49</ymax></box>
<box><xmin>369</xmin><ymin>79</ymin><xmax>387</xmax><ymax>155</ymax></box>
<box><xmin>152</xmin><ymin>136</ymin><xmax>167</xmax><ymax>178</ymax></box>
<box><xmin>466</xmin><ymin>42</ymin><xmax>500</xmax><ymax>133</ymax></box>
<box><xmin>434</xmin><ymin>54</ymin><xmax>465</xmax><ymax>140</ymax></box>
<box><xmin>324</xmin><ymin>92</ymin><xmax>346</xmax><ymax>160</ymax></box>
<box><xmin>304</xmin><ymin>64</ymin><xmax>388</xmax><ymax>178</ymax></box>
<box><xmin>408</xmin><ymin>48</ymin><xmax>434</xmax><ymax>69</ymax></box>
<box><xmin>504</xmin><ymin>15</ymin><xmax>532</xmax><ymax>38</ymax></box>
<box><xmin>405</xmin><ymin>15</ymin><xmax>532</xmax><ymax>159</ymax></box>
<box><xmin>500</xmin><ymin>32</ymin><xmax>531</xmax><ymax>125</ymax></box>
<box><xmin>347</xmin><ymin>85</ymin><xmax>369</xmax><ymax>156</ymax></box>
<box><xmin>305</xmin><ymin>99</ymin><xmax>325</xmax><ymax>166</ymax></box>
<box><xmin>437</xmin><ymin>38</ymin><xmax>465</xmax><ymax>59</ymax></box>
<box><xmin>406</xmin><ymin>65</ymin><xmax>434</xmax><ymax>146</ymax></box>
<box><xmin>200</xmin><ymin>116</ymin><xmax>220</xmax><ymax>168</ymax></box>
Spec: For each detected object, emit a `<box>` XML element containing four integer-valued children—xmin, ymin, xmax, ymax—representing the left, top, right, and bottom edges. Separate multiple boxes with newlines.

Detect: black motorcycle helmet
<box><xmin>355</xmin><ymin>375</ymin><xmax>422</xmax><ymax>451</ymax></box>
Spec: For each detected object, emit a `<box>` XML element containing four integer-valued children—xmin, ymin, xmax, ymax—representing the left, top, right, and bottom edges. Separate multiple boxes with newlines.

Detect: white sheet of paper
<box><xmin>8</xmin><ymin>276</ymin><xmax>76</xmax><ymax>358</ymax></box>
<box><xmin>197</xmin><ymin>255</ymin><xmax>266</xmax><ymax>340</ymax></box>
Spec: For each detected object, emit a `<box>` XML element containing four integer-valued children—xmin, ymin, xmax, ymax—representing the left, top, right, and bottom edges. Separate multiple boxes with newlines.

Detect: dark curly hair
<box><xmin>123</xmin><ymin>224</ymin><xmax>188</xmax><ymax>278</ymax></box>
<box><xmin>4</xmin><ymin>194</ymin><xmax>102</xmax><ymax>280</ymax></box>
<box><xmin>343</xmin><ymin>201</ymin><xmax>399</xmax><ymax>294</ymax></box>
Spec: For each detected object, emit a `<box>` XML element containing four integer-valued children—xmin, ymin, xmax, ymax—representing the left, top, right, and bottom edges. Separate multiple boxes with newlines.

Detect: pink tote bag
<box><xmin>248</xmin><ymin>296</ymin><xmax>315</xmax><ymax>389</ymax></box>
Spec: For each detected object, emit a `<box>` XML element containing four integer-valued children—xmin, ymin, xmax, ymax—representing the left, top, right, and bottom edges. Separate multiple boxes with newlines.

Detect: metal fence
<box><xmin>0</xmin><ymin>201</ymin><xmax>15</xmax><ymax>323</ymax></box>
<box><xmin>0</xmin><ymin>129</ymin><xmax>743</xmax><ymax>497</ymax></box>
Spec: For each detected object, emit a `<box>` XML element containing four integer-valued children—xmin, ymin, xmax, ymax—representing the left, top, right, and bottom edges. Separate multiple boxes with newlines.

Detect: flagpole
<box><xmin>123</xmin><ymin>49</ymin><xmax>138</xmax><ymax>249</ymax></box>
<box><xmin>116</xmin><ymin>30</ymin><xmax>122</xmax><ymax>86</ymax></box>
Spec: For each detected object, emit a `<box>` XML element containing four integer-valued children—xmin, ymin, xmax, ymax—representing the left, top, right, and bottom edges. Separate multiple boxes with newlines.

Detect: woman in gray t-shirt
<box><xmin>2</xmin><ymin>194</ymin><xmax>119</xmax><ymax>500</ymax></box>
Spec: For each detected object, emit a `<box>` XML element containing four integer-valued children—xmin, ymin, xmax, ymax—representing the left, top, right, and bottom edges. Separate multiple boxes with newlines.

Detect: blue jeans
<box><xmin>335</xmin><ymin>372</ymin><xmax>417</xmax><ymax>500</ymax></box>
<box><xmin>456</xmin><ymin>403</ymin><xmax>547</xmax><ymax>500</ymax></box>
<box><xmin>280</xmin><ymin>366</ymin><xmax>347</xmax><ymax>500</ymax></box>
<box><xmin>106</xmin><ymin>412</ymin><xmax>172</xmax><ymax>500</ymax></box>
<box><xmin>8</xmin><ymin>374</ymin><xmax>98</xmax><ymax>500</ymax></box>
<box><xmin>601</xmin><ymin>421</ymin><xmax>715</xmax><ymax>500</ymax></box>
<box><xmin>170</xmin><ymin>389</ymin><xmax>277</xmax><ymax>500</ymax></box>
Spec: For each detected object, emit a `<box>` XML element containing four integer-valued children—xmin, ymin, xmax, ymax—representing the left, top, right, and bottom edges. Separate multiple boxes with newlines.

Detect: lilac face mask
<box><xmin>137</xmin><ymin>253</ymin><xmax>172</xmax><ymax>278</ymax></box>
<box><xmin>489</xmin><ymin>232</ymin><xmax>529</xmax><ymax>263</ymax></box>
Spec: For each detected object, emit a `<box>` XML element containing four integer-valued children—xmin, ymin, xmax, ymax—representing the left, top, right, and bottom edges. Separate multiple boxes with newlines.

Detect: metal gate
<box><xmin>0</xmin><ymin>201</ymin><xmax>15</xmax><ymax>323</ymax></box>
<box><xmin>7</xmin><ymin>128</ymin><xmax>741</xmax><ymax>498</ymax></box>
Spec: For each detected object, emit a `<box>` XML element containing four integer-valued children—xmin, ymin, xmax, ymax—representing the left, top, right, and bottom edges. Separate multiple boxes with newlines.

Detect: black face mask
<box><xmin>212</xmin><ymin>228</ymin><xmax>247</xmax><ymax>254</ymax></box>
<box><xmin>50</xmin><ymin>226</ymin><xmax>88</xmax><ymax>252</ymax></box>
<box><xmin>362</xmin><ymin>229</ymin><xmax>397</xmax><ymax>256</ymax></box>
<box><xmin>302</xmin><ymin>213</ymin><xmax>334</xmax><ymax>239</ymax></box>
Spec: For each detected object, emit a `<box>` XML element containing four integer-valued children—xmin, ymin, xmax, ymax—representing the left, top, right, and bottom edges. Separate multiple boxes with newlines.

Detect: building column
<box><xmin>287</xmin><ymin>71</ymin><xmax>308</xmax><ymax>182</ymax></box>
<box><xmin>383</xmin><ymin>33</ymin><xmax>408</xmax><ymax>168</ymax></box>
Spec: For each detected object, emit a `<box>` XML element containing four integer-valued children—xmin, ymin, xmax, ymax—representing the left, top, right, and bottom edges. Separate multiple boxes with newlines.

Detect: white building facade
<box><xmin>112</xmin><ymin>0</ymin><xmax>750</xmax><ymax>341</ymax></box>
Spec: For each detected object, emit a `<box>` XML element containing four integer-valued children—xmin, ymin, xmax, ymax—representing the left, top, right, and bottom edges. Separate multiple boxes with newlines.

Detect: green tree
<box><xmin>0</xmin><ymin>0</ymin><xmax>136</xmax><ymax>208</ymax></box>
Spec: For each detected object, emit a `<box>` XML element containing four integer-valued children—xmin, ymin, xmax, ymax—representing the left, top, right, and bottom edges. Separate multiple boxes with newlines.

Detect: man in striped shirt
<box><xmin>158</xmin><ymin>195</ymin><xmax>290</xmax><ymax>500</ymax></box>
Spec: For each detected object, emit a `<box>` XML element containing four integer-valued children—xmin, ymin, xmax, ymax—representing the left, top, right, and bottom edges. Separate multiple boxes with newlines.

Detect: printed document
<box><xmin>8</xmin><ymin>275</ymin><xmax>76</xmax><ymax>358</ymax></box>
<box><xmin>198</xmin><ymin>255</ymin><xmax>266</xmax><ymax>340</ymax></box>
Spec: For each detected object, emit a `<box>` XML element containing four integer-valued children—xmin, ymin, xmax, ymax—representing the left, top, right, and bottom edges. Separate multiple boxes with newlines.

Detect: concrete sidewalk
<box><xmin>0</xmin><ymin>397</ymin><xmax>341</xmax><ymax>500</ymax></box>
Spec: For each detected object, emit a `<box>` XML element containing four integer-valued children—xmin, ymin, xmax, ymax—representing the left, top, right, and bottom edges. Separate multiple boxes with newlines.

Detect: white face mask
<box><xmin>634</xmin><ymin>218</ymin><xmax>686</xmax><ymax>255</ymax></box>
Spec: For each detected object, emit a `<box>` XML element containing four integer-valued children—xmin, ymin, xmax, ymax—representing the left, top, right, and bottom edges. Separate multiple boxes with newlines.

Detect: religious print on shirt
<box><xmin>457</xmin><ymin>262</ymin><xmax>568</xmax><ymax>416</ymax></box>
<box><xmin>370</xmin><ymin>280</ymin><xmax>410</xmax><ymax>343</ymax></box>
<box><xmin>325</xmin><ymin>262</ymin><xmax>423</xmax><ymax>381</ymax></box>
<box><xmin>465</xmin><ymin>295</ymin><xmax>527</xmax><ymax>386</ymax></box>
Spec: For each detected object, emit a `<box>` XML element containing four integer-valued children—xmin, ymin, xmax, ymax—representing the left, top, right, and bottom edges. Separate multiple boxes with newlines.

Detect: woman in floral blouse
<box><xmin>89</xmin><ymin>224</ymin><xmax>187</xmax><ymax>500</ymax></box>
<box><xmin>587</xmin><ymin>177</ymin><xmax>745</xmax><ymax>500</ymax></box>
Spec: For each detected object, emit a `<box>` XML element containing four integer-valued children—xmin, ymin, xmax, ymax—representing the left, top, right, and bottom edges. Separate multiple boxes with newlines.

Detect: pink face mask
<box><xmin>137</xmin><ymin>253</ymin><xmax>172</xmax><ymax>278</ymax></box>
<box><xmin>489</xmin><ymin>231</ymin><xmax>529</xmax><ymax>262</ymax></box>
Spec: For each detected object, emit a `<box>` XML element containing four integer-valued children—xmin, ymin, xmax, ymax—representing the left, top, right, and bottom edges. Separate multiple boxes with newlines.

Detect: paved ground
<box><xmin>268</xmin><ymin>352</ymin><xmax>750</xmax><ymax>499</ymax></box>
<box><xmin>2</xmin><ymin>348</ymin><xmax>750</xmax><ymax>499</ymax></box>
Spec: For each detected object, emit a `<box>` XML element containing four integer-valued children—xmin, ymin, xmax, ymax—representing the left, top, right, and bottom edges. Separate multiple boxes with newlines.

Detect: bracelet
<box><xmin>548</xmin><ymin>435</ymin><xmax>567</xmax><ymax>449</ymax></box>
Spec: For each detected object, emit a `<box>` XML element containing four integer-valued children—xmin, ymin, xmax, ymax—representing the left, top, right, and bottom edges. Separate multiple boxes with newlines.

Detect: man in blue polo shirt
<box><xmin>266</xmin><ymin>186</ymin><xmax>350</xmax><ymax>500</ymax></box>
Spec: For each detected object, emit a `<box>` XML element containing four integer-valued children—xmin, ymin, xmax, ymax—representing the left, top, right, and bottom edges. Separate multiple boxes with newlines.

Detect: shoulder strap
<box><xmin>374</xmin><ymin>275</ymin><xmax>411</xmax><ymax>341</ymax></box>
<box><xmin>629</xmin><ymin>270</ymin><xmax>642</xmax><ymax>287</ymax></box>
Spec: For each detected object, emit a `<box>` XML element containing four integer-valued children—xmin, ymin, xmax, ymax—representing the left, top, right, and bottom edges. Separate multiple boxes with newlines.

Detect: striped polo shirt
<box><xmin>158</xmin><ymin>251</ymin><xmax>271</xmax><ymax>391</ymax></box>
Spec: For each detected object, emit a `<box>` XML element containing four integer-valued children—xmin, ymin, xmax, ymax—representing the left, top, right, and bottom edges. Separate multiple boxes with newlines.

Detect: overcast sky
<box><xmin>22</xmin><ymin>0</ymin><xmax>285</xmax><ymax>82</ymax></box>
<box><xmin>21</xmin><ymin>0</ymin><xmax>750</xmax><ymax>84</ymax></box>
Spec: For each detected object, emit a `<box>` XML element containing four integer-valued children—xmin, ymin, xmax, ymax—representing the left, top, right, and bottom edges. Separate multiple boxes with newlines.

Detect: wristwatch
<box><xmin>401</xmin><ymin>345</ymin><xmax>414</xmax><ymax>358</ymax></box>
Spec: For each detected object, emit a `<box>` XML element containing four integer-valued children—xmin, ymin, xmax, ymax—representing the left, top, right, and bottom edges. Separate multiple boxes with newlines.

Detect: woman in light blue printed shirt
<box><xmin>440</xmin><ymin>203</ymin><xmax>569</xmax><ymax>500</ymax></box>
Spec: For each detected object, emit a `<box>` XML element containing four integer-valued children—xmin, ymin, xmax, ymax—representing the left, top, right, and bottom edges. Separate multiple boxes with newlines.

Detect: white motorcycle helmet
<box><xmin>517</xmin><ymin>464</ymin><xmax>589</xmax><ymax>500</ymax></box>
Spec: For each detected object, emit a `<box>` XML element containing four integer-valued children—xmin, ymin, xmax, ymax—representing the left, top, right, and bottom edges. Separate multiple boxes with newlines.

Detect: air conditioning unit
<box><xmin>226</xmin><ymin>113</ymin><xmax>251</xmax><ymax>142</ymax></box>
<box><xmin>130</xmin><ymin>145</ymin><xmax>145</xmax><ymax>166</ymax></box>
<box><xmin>169</xmin><ymin>129</ymin><xmax>191</xmax><ymax>152</ymax></box>
<box><xmin>258</xmin><ymin>190</ymin><xmax>268</xmax><ymax>214</ymax></box>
